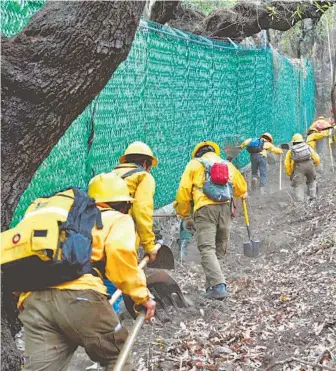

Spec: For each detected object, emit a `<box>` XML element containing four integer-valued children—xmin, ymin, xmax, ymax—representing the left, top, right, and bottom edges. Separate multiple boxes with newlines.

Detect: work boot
<box><xmin>205</xmin><ymin>284</ymin><xmax>228</xmax><ymax>300</ymax></box>
<box><xmin>251</xmin><ymin>177</ymin><xmax>258</xmax><ymax>191</ymax></box>
<box><xmin>259</xmin><ymin>186</ymin><xmax>265</xmax><ymax>195</ymax></box>
<box><xmin>294</xmin><ymin>186</ymin><xmax>304</xmax><ymax>202</ymax></box>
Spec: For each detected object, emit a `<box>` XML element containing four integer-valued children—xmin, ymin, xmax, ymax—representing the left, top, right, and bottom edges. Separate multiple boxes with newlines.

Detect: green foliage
<box><xmin>314</xmin><ymin>1</ymin><xmax>333</xmax><ymax>15</ymax></box>
<box><xmin>267</xmin><ymin>6</ymin><xmax>277</xmax><ymax>20</ymax></box>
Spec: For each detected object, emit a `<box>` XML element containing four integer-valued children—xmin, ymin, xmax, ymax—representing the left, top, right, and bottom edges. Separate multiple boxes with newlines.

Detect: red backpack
<box><xmin>209</xmin><ymin>162</ymin><xmax>229</xmax><ymax>185</ymax></box>
<box><xmin>196</xmin><ymin>158</ymin><xmax>232</xmax><ymax>202</ymax></box>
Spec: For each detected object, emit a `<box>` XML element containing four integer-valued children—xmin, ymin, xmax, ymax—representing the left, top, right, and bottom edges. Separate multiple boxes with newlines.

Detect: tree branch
<box><xmin>150</xmin><ymin>0</ymin><xmax>180</xmax><ymax>25</ymax></box>
<box><xmin>204</xmin><ymin>1</ymin><xmax>336</xmax><ymax>40</ymax></box>
<box><xmin>155</xmin><ymin>1</ymin><xmax>335</xmax><ymax>41</ymax></box>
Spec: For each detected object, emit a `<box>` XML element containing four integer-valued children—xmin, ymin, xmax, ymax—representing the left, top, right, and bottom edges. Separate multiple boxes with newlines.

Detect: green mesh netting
<box><xmin>1</xmin><ymin>1</ymin><xmax>316</xmax><ymax>227</ymax></box>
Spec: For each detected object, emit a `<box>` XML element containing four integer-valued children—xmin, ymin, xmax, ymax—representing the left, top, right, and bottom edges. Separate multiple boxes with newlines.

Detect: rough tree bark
<box><xmin>1</xmin><ymin>1</ymin><xmax>145</xmax><ymax>370</ymax></box>
<box><xmin>150</xmin><ymin>0</ymin><xmax>180</xmax><ymax>25</ymax></box>
<box><xmin>1</xmin><ymin>0</ymin><xmax>145</xmax><ymax>232</ymax></box>
<box><xmin>151</xmin><ymin>1</ymin><xmax>335</xmax><ymax>41</ymax></box>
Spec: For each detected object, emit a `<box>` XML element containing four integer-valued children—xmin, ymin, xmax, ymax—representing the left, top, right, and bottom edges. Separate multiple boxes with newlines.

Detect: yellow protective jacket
<box><xmin>306</xmin><ymin>131</ymin><xmax>329</xmax><ymax>149</ymax></box>
<box><xmin>174</xmin><ymin>152</ymin><xmax>247</xmax><ymax>218</ymax></box>
<box><xmin>18</xmin><ymin>206</ymin><xmax>150</xmax><ymax>310</ymax></box>
<box><xmin>112</xmin><ymin>163</ymin><xmax>156</xmax><ymax>254</ymax></box>
<box><xmin>240</xmin><ymin>138</ymin><xmax>283</xmax><ymax>157</ymax></box>
<box><xmin>284</xmin><ymin>148</ymin><xmax>320</xmax><ymax>177</ymax></box>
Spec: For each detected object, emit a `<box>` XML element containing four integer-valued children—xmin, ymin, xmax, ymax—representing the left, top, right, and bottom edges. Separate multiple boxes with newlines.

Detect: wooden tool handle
<box><xmin>113</xmin><ymin>312</ymin><xmax>146</xmax><ymax>371</ymax></box>
<box><xmin>153</xmin><ymin>213</ymin><xmax>177</xmax><ymax>217</ymax></box>
<box><xmin>279</xmin><ymin>154</ymin><xmax>282</xmax><ymax>190</ymax></box>
<box><xmin>109</xmin><ymin>245</ymin><xmax>159</xmax><ymax>305</ymax></box>
<box><xmin>242</xmin><ymin>199</ymin><xmax>250</xmax><ymax>226</ymax></box>
<box><xmin>328</xmin><ymin>129</ymin><xmax>335</xmax><ymax>173</ymax></box>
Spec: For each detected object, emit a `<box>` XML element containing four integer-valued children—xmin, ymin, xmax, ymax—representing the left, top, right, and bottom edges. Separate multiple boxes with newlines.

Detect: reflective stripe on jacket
<box><xmin>174</xmin><ymin>152</ymin><xmax>247</xmax><ymax>218</ymax></box>
<box><xmin>284</xmin><ymin>148</ymin><xmax>320</xmax><ymax>176</ymax></box>
<box><xmin>113</xmin><ymin>163</ymin><xmax>156</xmax><ymax>254</ymax></box>
<box><xmin>18</xmin><ymin>207</ymin><xmax>150</xmax><ymax>310</ymax></box>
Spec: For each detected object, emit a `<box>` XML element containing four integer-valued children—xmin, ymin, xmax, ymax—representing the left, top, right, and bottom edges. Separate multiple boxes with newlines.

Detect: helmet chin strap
<box><xmin>106</xmin><ymin>202</ymin><xmax>132</xmax><ymax>214</ymax></box>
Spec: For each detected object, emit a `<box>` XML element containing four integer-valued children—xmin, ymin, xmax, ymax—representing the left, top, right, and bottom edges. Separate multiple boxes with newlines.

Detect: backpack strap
<box><xmin>119</xmin><ymin>164</ymin><xmax>146</xmax><ymax>179</ymax></box>
<box><xmin>196</xmin><ymin>158</ymin><xmax>211</xmax><ymax>174</ymax></box>
<box><xmin>195</xmin><ymin>158</ymin><xmax>212</xmax><ymax>191</ymax></box>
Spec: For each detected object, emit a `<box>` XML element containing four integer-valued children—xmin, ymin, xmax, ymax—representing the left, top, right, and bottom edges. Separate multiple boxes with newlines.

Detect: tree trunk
<box><xmin>1</xmin><ymin>0</ymin><xmax>145</xmax><ymax>232</ymax></box>
<box><xmin>1</xmin><ymin>2</ymin><xmax>145</xmax><ymax>369</ymax></box>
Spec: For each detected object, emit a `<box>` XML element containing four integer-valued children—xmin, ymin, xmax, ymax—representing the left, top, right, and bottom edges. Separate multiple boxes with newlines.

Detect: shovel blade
<box><xmin>123</xmin><ymin>271</ymin><xmax>188</xmax><ymax>319</ymax></box>
<box><xmin>147</xmin><ymin>244</ymin><xmax>175</xmax><ymax>270</ymax></box>
<box><xmin>243</xmin><ymin>239</ymin><xmax>260</xmax><ymax>258</ymax></box>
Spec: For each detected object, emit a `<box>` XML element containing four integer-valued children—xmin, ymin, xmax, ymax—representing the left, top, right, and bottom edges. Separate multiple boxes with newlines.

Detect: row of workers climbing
<box><xmin>5</xmin><ymin>139</ymin><xmax>249</xmax><ymax>370</ymax></box>
<box><xmin>4</xmin><ymin>117</ymin><xmax>335</xmax><ymax>370</ymax></box>
<box><xmin>237</xmin><ymin>115</ymin><xmax>336</xmax><ymax>202</ymax></box>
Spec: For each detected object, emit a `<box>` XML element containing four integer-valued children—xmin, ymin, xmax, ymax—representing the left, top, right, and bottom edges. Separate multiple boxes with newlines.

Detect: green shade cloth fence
<box><xmin>1</xmin><ymin>1</ymin><xmax>315</xmax><ymax>227</ymax></box>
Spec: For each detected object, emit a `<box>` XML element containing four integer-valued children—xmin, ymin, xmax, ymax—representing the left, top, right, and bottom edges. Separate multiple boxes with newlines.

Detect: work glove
<box><xmin>183</xmin><ymin>216</ymin><xmax>196</xmax><ymax>233</ymax></box>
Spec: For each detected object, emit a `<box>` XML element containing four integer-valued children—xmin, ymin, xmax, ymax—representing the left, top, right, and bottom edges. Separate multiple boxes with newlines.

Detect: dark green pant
<box><xmin>195</xmin><ymin>204</ymin><xmax>232</xmax><ymax>288</ymax></box>
<box><xmin>291</xmin><ymin>160</ymin><xmax>316</xmax><ymax>201</ymax></box>
<box><xmin>19</xmin><ymin>289</ymin><xmax>131</xmax><ymax>371</ymax></box>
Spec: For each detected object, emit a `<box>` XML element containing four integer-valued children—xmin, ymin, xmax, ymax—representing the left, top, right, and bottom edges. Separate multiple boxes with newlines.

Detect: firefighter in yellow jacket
<box><xmin>306</xmin><ymin>127</ymin><xmax>329</xmax><ymax>150</ymax></box>
<box><xmin>113</xmin><ymin>141</ymin><xmax>158</xmax><ymax>261</ymax></box>
<box><xmin>285</xmin><ymin>134</ymin><xmax>320</xmax><ymax>202</ymax></box>
<box><xmin>307</xmin><ymin>118</ymin><xmax>336</xmax><ymax>166</ymax></box>
<box><xmin>239</xmin><ymin>133</ymin><xmax>283</xmax><ymax>194</ymax></box>
<box><xmin>18</xmin><ymin>173</ymin><xmax>156</xmax><ymax>371</ymax></box>
<box><xmin>174</xmin><ymin>141</ymin><xmax>247</xmax><ymax>300</ymax></box>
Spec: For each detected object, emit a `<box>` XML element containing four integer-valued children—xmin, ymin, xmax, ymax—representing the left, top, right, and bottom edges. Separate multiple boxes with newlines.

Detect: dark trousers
<box><xmin>19</xmin><ymin>289</ymin><xmax>131</xmax><ymax>371</ymax></box>
<box><xmin>250</xmin><ymin>153</ymin><xmax>267</xmax><ymax>186</ymax></box>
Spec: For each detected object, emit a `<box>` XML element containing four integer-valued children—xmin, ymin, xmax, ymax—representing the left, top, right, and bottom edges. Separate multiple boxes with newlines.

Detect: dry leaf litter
<box><xmin>15</xmin><ymin>164</ymin><xmax>335</xmax><ymax>371</ymax></box>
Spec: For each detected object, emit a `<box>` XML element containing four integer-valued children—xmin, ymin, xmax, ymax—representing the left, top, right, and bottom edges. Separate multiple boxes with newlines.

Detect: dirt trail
<box><xmin>128</xmin><ymin>161</ymin><xmax>336</xmax><ymax>371</ymax></box>
<box><xmin>26</xmin><ymin>160</ymin><xmax>335</xmax><ymax>371</ymax></box>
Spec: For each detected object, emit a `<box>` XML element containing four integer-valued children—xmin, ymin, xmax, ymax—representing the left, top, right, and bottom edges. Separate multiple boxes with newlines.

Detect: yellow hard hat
<box><xmin>260</xmin><ymin>133</ymin><xmax>273</xmax><ymax>143</ymax></box>
<box><xmin>88</xmin><ymin>173</ymin><xmax>135</xmax><ymax>203</ymax></box>
<box><xmin>120</xmin><ymin>141</ymin><xmax>158</xmax><ymax>167</ymax></box>
<box><xmin>292</xmin><ymin>133</ymin><xmax>303</xmax><ymax>143</ymax></box>
<box><xmin>191</xmin><ymin>141</ymin><xmax>220</xmax><ymax>158</ymax></box>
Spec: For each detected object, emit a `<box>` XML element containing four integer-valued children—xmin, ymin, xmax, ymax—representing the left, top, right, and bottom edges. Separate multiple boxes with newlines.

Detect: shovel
<box><xmin>242</xmin><ymin>199</ymin><xmax>260</xmax><ymax>258</ymax></box>
<box><xmin>109</xmin><ymin>243</ymin><xmax>174</xmax><ymax>306</ymax></box>
<box><xmin>224</xmin><ymin>145</ymin><xmax>242</xmax><ymax>162</ymax></box>
<box><xmin>113</xmin><ymin>271</ymin><xmax>189</xmax><ymax>371</ymax></box>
